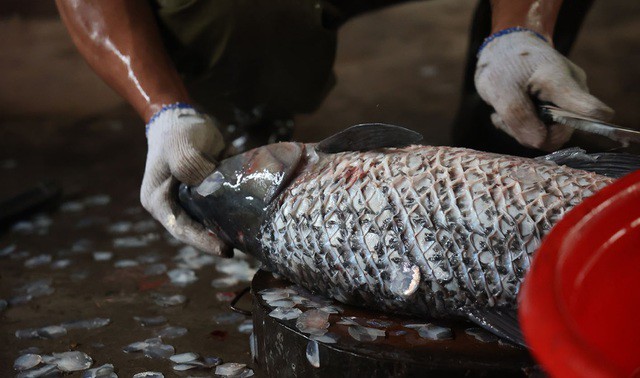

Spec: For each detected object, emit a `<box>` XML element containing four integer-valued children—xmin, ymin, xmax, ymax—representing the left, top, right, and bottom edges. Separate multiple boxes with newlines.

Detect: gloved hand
<box><xmin>141</xmin><ymin>104</ymin><xmax>230</xmax><ymax>256</ymax></box>
<box><xmin>475</xmin><ymin>29</ymin><xmax>614</xmax><ymax>151</ymax></box>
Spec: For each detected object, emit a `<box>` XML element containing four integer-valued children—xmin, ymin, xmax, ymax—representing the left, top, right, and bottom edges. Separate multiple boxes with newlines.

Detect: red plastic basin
<box><xmin>520</xmin><ymin>170</ymin><xmax>640</xmax><ymax>378</ymax></box>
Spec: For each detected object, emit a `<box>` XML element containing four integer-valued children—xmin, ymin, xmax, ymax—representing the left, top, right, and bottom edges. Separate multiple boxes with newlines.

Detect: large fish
<box><xmin>179</xmin><ymin>124</ymin><xmax>639</xmax><ymax>344</ymax></box>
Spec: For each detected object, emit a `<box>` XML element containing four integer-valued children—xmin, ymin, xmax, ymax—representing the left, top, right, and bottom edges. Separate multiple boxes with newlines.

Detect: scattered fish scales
<box><xmin>168</xmin><ymin>268</ymin><xmax>197</xmax><ymax>286</ymax></box>
<box><xmin>169</xmin><ymin>352</ymin><xmax>199</xmax><ymax>363</ymax></box>
<box><xmin>416</xmin><ymin>324</ymin><xmax>454</xmax><ymax>340</ymax></box>
<box><xmin>93</xmin><ymin>251</ymin><xmax>113</xmax><ymax>261</ymax></box>
<box><xmin>19</xmin><ymin>279</ymin><xmax>54</xmax><ymax>297</ymax></box>
<box><xmin>366</xmin><ymin>319</ymin><xmax>393</xmax><ymax>328</ymax></box>
<box><xmin>84</xmin><ymin>194</ymin><xmax>111</xmax><ymax>206</ymax></box>
<box><xmin>0</xmin><ymin>299</ymin><xmax>8</xmax><ymax>312</ymax></box>
<box><xmin>215</xmin><ymin>291</ymin><xmax>236</xmax><ymax>302</ymax></box>
<box><xmin>317</xmin><ymin>305</ymin><xmax>343</xmax><ymax>314</ymax></box>
<box><xmin>10</xmin><ymin>251</ymin><xmax>30</xmax><ymax>260</ymax></box>
<box><xmin>296</xmin><ymin>310</ymin><xmax>330</xmax><ymax>335</ymax></box>
<box><xmin>14</xmin><ymin>354</ymin><xmax>42</xmax><ymax>371</ymax></box>
<box><xmin>51</xmin><ymin>259</ymin><xmax>72</xmax><ymax>269</ymax></box>
<box><xmin>134</xmin><ymin>315</ymin><xmax>167</xmax><ymax>327</ymax></box>
<box><xmin>15</xmin><ymin>328</ymin><xmax>40</xmax><ymax>340</ymax></box>
<box><xmin>0</xmin><ymin>244</ymin><xmax>17</xmax><ymax>257</ymax></box>
<box><xmin>269</xmin><ymin>307</ymin><xmax>302</xmax><ymax>321</ymax></box>
<box><xmin>215</xmin><ymin>362</ymin><xmax>246</xmax><ymax>376</ymax></box>
<box><xmin>267</xmin><ymin>299</ymin><xmax>296</xmax><ymax>308</ymax></box>
<box><xmin>172</xmin><ymin>364</ymin><xmax>197</xmax><ymax>371</ymax></box>
<box><xmin>211</xmin><ymin>277</ymin><xmax>240</xmax><ymax>289</ymax></box>
<box><xmin>123</xmin><ymin>341</ymin><xmax>149</xmax><ymax>353</ymax></box>
<box><xmin>306</xmin><ymin>340</ymin><xmax>320</xmax><ymax>368</ymax></box>
<box><xmin>152</xmin><ymin>293</ymin><xmax>187</xmax><ymax>307</ymax></box>
<box><xmin>109</xmin><ymin>221</ymin><xmax>132</xmax><ymax>234</ymax></box>
<box><xmin>237</xmin><ymin>320</ymin><xmax>253</xmax><ymax>334</ymax></box>
<box><xmin>137</xmin><ymin>252</ymin><xmax>162</xmax><ymax>264</ymax></box>
<box><xmin>249</xmin><ymin>332</ymin><xmax>257</xmax><ymax>361</ymax></box>
<box><xmin>16</xmin><ymin>364</ymin><xmax>59</xmax><ymax>378</ymax></box>
<box><xmin>215</xmin><ymin>260</ymin><xmax>256</xmax><ymax>281</ymax></box>
<box><xmin>155</xmin><ymin>326</ymin><xmax>188</xmax><ymax>339</ymax></box>
<box><xmin>336</xmin><ymin>317</ymin><xmax>359</xmax><ymax>326</ymax></box>
<box><xmin>310</xmin><ymin>333</ymin><xmax>339</xmax><ymax>344</ymax></box>
<box><xmin>71</xmin><ymin>239</ymin><xmax>93</xmax><ymax>253</ymax></box>
<box><xmin>465</xmin><ymin>327</ymin><xmax>499</xmax><ymax>343</ymax></box>
<box><xmin>133</xmin><ymin>219</ymin><xmax>157</xmax><ymax>233</ymax></box>
<box><xmin>213</xmin><ymin>312</ymin><xmax>245</xmax><ymax>325</ymax></box>
<box><xmin>348</xmin><ymin>325</ymin><xmax>385</xmax><ymax>342</ymax></box>
<box><xmin>143</xmin><ymin>343</ymin><xmax>175</xmax><ymax>359</ymax></box>
<box><xmin>113</xmin><ymin>234</ymin><xmax>157</xmax><ymax>248</ymax></box>
<box><xmin>133</xmin><ymin>372</ymin><xmax>164</xmax><ymax>378</ymax></box>
<box><xmin>144</xmin><ymin>263</ymin><xmax>167</xmax><ymax>276</ymax></box>
<box><xmin>24</xmin><ymin>254</ymin><xmax>52</xmax><ymax>268</ymax></box>
<box><xmin>10</xmin><ymin>295</ymin><xmax>34</xmax><ymax>306</ymax></box>
<box><xmin>203</xmin><ymin>356</ymin><xmax>223</xmax><ymax>368</ymax></box>
<box><xmin>82</xmin><ymin>363</ymin><xmax>116</xmax><ymax>378</ymax></box>
<box><xmin>50</xmin><ymin>351</ymin><xmax>93</xmax><ymax>372</ymax></box>
<box><xmin>113</xmin><ymin>259</ymin><xmax>139</xmax><ymax>268</ymax></box>
<box><xmin>37</xmin><ymin>325</ymin><xmax>68</xmax><ymax>339</ymax></box>
<box><xmin>61</xmin><ymin>318</ymin><xmax>111</xmax><ymax>330</ymax></box>
<box><xmin>71</xmin><ymin>270</ymin><xmax>90</xmax><ymax>281</ymax></box>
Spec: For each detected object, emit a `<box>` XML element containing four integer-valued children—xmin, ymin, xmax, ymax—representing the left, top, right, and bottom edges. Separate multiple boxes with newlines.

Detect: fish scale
<box><xmin>260</xmin><ymin>145</ymin><xmax>612</xmax><ymax>317</ymax></box>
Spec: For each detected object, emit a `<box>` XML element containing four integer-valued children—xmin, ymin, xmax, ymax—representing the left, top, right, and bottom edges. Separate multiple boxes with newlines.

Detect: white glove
<box><xmin>141</xmin><ymin>105</ymin><xmax>229</xmax><ymax>255</ymax></box>
<box><xmin>475</xmin><ymin>30</ymin><xmax>614</xmax><ymax>151</ymax></box>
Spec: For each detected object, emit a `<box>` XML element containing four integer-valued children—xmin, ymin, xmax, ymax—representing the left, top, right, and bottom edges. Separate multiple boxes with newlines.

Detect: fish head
<box><xmin>178</xmin><ymin>142</ymin><xmax>305</xmax><ymax>262</ymax></box>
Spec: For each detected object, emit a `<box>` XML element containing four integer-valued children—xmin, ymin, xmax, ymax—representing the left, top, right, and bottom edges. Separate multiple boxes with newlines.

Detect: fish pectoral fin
<box><xmin>464</xmin><ymin>307</ymin><xmax>527</xmax><ymax>347</ymax></box>
<box><xmin>316</xmin><ymin>123</ymin><xmax>423</xmax><ymax>153</ymax></box>
<box><xmin>537</xmin><ymin>147</ymin><xmax>640</xmax><ymax>178</ymax></box>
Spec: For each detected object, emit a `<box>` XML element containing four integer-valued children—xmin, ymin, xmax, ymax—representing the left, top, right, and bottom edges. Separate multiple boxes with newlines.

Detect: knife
<box><xmin>539</xmin><ymin>105</ymin><xmax>640</xmax><ymax>147</ymax></box>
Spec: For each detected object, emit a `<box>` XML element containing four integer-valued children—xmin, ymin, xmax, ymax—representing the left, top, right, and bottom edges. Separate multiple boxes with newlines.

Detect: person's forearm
<box><xmin>490</xmin><ymin>0</ymin><xmax>563</xmax><ymax>40</ymax></box>
<box><xmin>56</xmin><ymin>0</ymin><xmax>190</xmax><ymax>122</ymax></box>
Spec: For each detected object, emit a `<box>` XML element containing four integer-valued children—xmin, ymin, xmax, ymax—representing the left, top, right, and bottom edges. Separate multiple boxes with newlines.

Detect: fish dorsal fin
<box><xmin>537</xmin><ymin>147</ymin><xmax>640</xmax><ymax>178</ymax></box>
<box><xmin>316</xmin><ymin>123</ymin><xmax>423</xmax><ymax>153</ymax></box>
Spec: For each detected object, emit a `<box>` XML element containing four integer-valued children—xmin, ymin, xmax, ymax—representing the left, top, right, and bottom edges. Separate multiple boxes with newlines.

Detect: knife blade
<box><xmin>540</xmin><ymin>105</ymin><xmax>640</xmax><ymax>147</ymax></box>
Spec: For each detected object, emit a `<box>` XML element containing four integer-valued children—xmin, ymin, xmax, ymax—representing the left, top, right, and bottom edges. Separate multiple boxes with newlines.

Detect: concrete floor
<box><xmin>0</xmin><ymin>0</ymin><xmax>639</xmax><ymax>376</ymax></box>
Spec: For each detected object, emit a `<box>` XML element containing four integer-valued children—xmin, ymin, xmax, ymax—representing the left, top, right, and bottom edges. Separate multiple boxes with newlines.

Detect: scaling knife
<box><xmin>539</xmin><ymin>105</ymin><xmax>640</xmax><ymax>147</ymax></box>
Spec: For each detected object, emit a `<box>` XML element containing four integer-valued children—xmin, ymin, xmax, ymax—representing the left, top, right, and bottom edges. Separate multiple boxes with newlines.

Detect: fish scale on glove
<box><xmin>179</xmin><ymin>124</ymin><xmax>640</xmax><ymax>345</ymax></box>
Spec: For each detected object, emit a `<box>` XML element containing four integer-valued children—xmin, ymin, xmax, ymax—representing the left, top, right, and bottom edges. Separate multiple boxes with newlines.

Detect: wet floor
<box><xmin>1</xmin><ymin>0</ymin><xmax>639</xmax><ymax>376</ymax></box>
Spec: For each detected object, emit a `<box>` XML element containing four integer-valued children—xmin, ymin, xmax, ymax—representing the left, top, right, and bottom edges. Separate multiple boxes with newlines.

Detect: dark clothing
<box><xmin>152</xmin><ymin>0</ymin><xmax>593</xmax><ymax>155</ymax></box>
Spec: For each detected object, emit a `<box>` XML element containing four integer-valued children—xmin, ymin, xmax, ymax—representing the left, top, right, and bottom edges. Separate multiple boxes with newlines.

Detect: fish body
<box><xmin>258</xmin><ymin>144</ymin><xmax>611</xmax><ymax>317</ymax></box>
<box><xmin>179</xmin><ymin>125</ymin><xmax>634</xmax><ymax>340</ymax></box>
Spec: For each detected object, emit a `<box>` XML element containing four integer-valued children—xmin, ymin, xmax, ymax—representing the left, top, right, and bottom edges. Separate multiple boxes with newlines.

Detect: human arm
<box><xmin>474</xmin><ymin>0</ymin><xmax>613</xmax><ymax>151</ymax></box>
<box><xmin>56</xmin><ymin>0</ymin><xmax>229</xmax><ymax>256</ymax></box>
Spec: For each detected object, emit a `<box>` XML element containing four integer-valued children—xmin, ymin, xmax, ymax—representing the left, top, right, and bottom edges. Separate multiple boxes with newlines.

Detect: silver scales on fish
<box><xmin>179</xmin><ymin>123</ymin><xmax>640</xmax><ymax>346</ymax></box>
